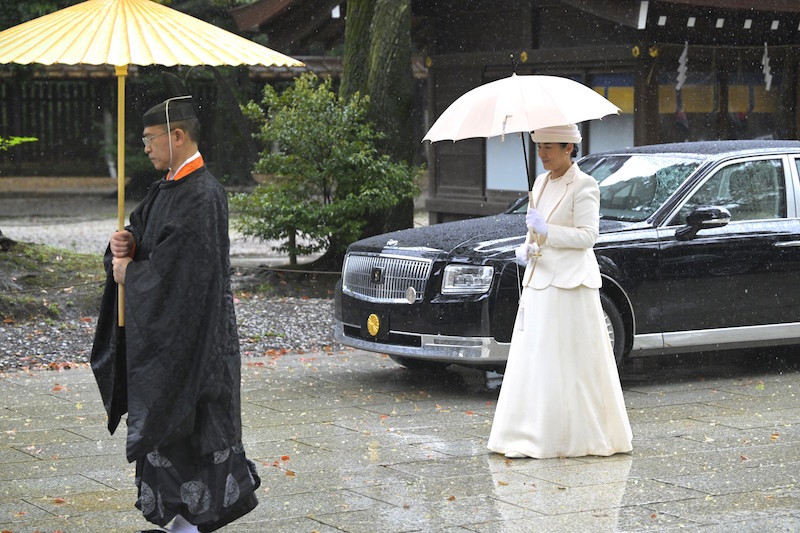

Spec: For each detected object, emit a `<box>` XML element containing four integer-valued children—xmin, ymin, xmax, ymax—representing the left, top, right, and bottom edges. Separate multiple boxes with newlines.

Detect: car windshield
<box><xmin>580</xmin><ymin>154</ymin><xmax>701</xmax><ymax>221</ymax></box>
<box><xmin>509</xmin><ymin>153</ymin><xmax>702</xmax><ymax>221</ymax></box>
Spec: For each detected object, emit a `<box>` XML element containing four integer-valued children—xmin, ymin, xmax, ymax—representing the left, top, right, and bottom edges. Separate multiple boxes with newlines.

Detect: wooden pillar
<box><xmin>781</xmin><ymin>47</ymin><xmax>799</xmax><ymax>140</ymax></box>
<box><xmin>634</xmin><ymin>47</ymin><xmax>660</xmax><ymax>146</ymax></box>
<box><xmin>715</xmin><ymin>49</ymin><xmax>730</xmax><ymax>140</ymax></box>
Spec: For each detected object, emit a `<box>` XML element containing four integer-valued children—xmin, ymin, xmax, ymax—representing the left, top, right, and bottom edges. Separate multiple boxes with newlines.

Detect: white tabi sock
<box><xmin>169</xmin><ymin>514</ymin><xmax>199</xmax><ymax>533</ymax></box>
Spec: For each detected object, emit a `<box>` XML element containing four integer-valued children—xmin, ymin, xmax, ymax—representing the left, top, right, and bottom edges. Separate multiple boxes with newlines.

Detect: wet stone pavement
<box><xmin>1</xmin><ymin>348</ymin><xmax>799</xmax><ymax>532</ymax></box>
<box><xmin>1</xmin><ymin>183</ymin><xmax>799</xmax><ymax>531</ymax></box>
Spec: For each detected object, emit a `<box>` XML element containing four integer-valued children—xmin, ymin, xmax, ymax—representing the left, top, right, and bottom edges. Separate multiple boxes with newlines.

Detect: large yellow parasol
<box><xmin>0</xmin><ymin>0</ymin><xmax>303</xmax><ymax>324</ymax></box>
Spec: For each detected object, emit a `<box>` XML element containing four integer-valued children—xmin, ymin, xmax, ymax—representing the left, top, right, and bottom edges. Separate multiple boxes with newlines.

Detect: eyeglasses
<box><xmin>141</xmin><ymin>130</ymin><xmax>171</xmax><ymax>146</ymax></box>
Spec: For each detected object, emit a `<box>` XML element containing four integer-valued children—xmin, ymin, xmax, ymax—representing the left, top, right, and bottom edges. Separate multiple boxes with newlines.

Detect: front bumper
<box><xmin>334</xmin><ymin>320</ymin><xmax>509</xmax><ymax>364</ymax></box>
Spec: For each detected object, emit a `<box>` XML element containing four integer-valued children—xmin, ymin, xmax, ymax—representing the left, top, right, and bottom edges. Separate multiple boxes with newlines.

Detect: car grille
<box><xmin>342</xmin><ymin>253</ymin><xmax>433</xmax><ymax>303</ymax></box>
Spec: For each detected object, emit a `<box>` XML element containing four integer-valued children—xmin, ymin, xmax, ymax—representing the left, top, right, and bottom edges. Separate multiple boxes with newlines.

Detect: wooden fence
<box><xmin>0</xmin><ymin>75</ymin><xmax>252</xmax><ymax>179</ymax></box>
<box><xmin>1</xmin><ymin>78</ymin><xmax>110</xmax><ymax>175</ymax></box>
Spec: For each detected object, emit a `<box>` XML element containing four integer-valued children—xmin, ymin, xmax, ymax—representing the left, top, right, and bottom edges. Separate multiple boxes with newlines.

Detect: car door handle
<box><xmin>774</xmin><ymin>241</ymin><xmax>800</xmax><ymax>247</ymax></box>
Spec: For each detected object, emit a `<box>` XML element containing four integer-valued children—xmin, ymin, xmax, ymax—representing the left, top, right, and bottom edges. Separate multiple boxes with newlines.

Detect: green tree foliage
<box><xmin>230</xmin><ymin>73</ymin><xmax>419</xmax><ymax>266</ymax></box>
<box><xmin>0</xmin><ymin>136</ymin><xmax>37</xmax><ymax>151</ymax></box>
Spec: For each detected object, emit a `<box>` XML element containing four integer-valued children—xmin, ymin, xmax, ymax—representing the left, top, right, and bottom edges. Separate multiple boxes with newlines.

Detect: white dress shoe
<box><xmin>504</xmin><ymin>451</ymin><xmax>526</xmax><ymax>459</ymax></box>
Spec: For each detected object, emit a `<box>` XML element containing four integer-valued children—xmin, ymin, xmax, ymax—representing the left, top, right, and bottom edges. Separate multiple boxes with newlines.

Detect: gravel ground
<box><xmin>0</xmin><ymin>194</ymin><xmax>293</xmax><ymax>259</ymax></box>
<box><xmin>0</xmin><ymin>194</ymin><xmax>347</xmax><ymax>373</ymax></box>
<box><xmin>0</xmin><ymin>295</ymin><xmax>344</xmax><ymax>372</ymax></box>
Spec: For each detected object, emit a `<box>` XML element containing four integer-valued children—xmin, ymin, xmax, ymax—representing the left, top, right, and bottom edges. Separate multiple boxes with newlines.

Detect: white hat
<box><xmin>530</xmin><ymin>123</ymin><xmax>582</xmax><ymax>143</ymax></box>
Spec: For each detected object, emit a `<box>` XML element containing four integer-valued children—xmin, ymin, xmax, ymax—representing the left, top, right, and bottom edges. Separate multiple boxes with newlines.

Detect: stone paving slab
<box><xmin>1</xmin><ymin>348</ymin><xmax>799</xmax><ymax>532</ymax></box>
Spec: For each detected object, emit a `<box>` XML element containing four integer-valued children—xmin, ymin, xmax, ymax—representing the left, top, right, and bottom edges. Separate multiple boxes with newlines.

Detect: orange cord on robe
<box><xmin>168</xmin><ymin>154</ymin><xmax>204</xmax><ymax>182</ymax></box>
<box><xmin>126</xmin><ymin>154</ymin><xmax>206</xmax><ymax>259</ymax></box>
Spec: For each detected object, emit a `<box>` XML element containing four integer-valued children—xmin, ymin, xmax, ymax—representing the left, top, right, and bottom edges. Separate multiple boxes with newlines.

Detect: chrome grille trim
<box><xmin>342</xmin><ymin>252</ymin><xmax>433</xmax><ymax>303</ymax></box>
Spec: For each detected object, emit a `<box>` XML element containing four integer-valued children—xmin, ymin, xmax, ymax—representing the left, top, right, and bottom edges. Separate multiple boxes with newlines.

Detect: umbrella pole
<box><xmin>521</xmin><ymin>134</ymin><xmax>536</xmax><ymax>286</ymax></box>
<box><xmin>116</xmin><ymin>65</ymin><xmax>127</xmax><ymax>327</ymax></box>
<box><xmin>520</xmin><ymin>133</ymin><xmax>534</xmax><ymax>191</ymax></box>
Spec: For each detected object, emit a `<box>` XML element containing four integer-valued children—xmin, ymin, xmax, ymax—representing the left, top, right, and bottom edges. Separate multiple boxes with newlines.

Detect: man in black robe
<box><xmin>91</xmin><ymin>96</ymin><xmax>260</xmax><ymax>532</ymax></box>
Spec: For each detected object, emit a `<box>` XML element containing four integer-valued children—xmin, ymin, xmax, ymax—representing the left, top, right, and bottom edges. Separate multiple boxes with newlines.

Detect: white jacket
<box><xmin>523</xmin><ymin>162</ymin><xmax>602</xmax><ymax>289</ymax></box>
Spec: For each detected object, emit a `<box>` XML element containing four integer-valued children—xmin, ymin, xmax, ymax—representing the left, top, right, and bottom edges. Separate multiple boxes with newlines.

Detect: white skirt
<box><xmin>487</xmin><ymin>285</ymin><xmax>632</xmax><ymax>459</ymax></box>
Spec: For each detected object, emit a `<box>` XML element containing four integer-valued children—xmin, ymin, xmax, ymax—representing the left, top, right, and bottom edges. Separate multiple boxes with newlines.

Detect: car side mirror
<box><xmin>675</xmin><ymin>206</ymin><xmax>731</xmax><ymax>241</ymax></box>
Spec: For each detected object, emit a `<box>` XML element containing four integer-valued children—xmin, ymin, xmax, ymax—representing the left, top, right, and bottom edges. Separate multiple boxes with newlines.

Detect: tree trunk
<box><xmin>340</xmin><ymin>0</ymin><xmax>374</xmax><ymax>101</ymax></box>
<box><xmin>288</xmin><ymin>230</ymin><xmax>297</xmax><ymax>266</ymax></box>
<box><xmin>0</xmin><ymin>229</ymin><xmax>14</xmax><ymax>252</ymax></box>
<box><xmin>340</xmin><ymin>0</ymin><xmax>415</xmax><ymax>239</ymax></box>
<box><xmin>367</xmin><ymin>0</ymin><xmax>413</xmax><ymax>164</ymax></box>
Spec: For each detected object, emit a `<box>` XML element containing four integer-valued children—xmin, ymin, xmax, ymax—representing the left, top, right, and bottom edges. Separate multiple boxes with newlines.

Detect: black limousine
<box><xmin>334</xmin><ymin>140</ymin><xmax>800</xmax><ymax>372</ymax></box>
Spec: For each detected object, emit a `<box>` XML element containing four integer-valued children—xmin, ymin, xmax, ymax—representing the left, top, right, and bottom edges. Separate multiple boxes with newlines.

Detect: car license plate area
<box><xmin>361</xmin><ymin>311</ymin><xmax>389</xmax><ymax>341</ymax></box>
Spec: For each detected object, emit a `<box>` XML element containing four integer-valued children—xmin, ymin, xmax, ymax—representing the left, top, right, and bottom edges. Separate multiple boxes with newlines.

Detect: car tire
<box><xmin>388</xmin><ymin>354</ymin><xmax>450</xmax><ymax>373</ymax></box>
<box><xmin>600</xmin><ymin>292</ymin><xmax>625</xmax><ymax>369</ymax></box>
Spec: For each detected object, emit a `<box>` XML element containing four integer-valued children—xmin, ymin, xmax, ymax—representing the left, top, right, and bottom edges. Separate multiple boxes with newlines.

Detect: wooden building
<box><xmin>417</xmin><ymin>0</ymin><xmax>800</xmax><ymax>221</ymax></box>
<box><xmin>231</xmin><ymin>0</ymin><xmax>800</xmax><ymax>223</ymax></box>
<box><xmin>4</xmin><ymin>1</ymin><xmax>799</xmax><ymax>224</ymax></box>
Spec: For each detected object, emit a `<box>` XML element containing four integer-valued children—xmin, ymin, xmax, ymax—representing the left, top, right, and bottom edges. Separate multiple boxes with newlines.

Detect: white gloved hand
<box><xmin>525</xmin><ymin>207</ymin><xmax>548</xmax><ymax>235</ymax></box>
<box><xmin>514</xmin><ymin>242</ymin><xmax>540</xmax><ymax>265</ymax></box>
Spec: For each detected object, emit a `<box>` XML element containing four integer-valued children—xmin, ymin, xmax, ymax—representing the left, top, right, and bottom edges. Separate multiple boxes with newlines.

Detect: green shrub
<box><xmin>230</xmin><ymin>72</ymin><xmax>419</xmax><ymax>266</ymax></box>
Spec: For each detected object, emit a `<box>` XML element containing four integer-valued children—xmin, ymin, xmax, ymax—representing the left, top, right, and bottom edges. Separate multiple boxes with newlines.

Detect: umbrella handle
<box><xmin>522</xmin><ymin>190</ymin><xmax>539</xmax><ymax>287</ymax></box>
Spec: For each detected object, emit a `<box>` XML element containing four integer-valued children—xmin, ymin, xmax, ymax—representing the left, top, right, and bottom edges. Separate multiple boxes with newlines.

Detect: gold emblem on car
<box><xmin>367</xmin><ymin>313</ymin><xmax>380</xmax><ymax>336</ymax></box>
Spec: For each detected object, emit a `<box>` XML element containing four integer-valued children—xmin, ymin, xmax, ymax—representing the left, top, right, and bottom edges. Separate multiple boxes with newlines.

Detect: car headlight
<box><xmin>441</xmin><ymin>264</ymin><xmax>494</xmax><ymax>294</ymax></box>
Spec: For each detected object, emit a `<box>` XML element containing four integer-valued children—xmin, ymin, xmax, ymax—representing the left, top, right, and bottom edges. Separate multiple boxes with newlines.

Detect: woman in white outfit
<box><xmin>487</xmin><ymin>123</ymin><xmax>632</xmax><ymax>459</ymax></box>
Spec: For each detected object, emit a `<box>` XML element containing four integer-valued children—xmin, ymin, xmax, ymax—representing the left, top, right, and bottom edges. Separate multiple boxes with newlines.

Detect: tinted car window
<box><xmin>511</xmin><ymin>154</ymin><xmax>701</xmax><ymax>219</ymax></box>
<box><xmin>669</xmin><ymin>158</ymin><xmax>786</xmax><ymax>225</ymax></box>
<box><xmin>581</xmin><ymin>155</ymin><xmax>700</xmax><ymax>222</ymax></box>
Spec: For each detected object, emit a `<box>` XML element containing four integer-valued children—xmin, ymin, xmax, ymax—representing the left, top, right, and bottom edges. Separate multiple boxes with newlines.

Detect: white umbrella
<box><xmin>424</xmin><ymin>74</ymin><xmax>619</xmax><ymax>274</ymax></box>
<box><xmin>423</xmin><ymin>74</ymin><xmax>620</xmax><ymax>189</ymax></box>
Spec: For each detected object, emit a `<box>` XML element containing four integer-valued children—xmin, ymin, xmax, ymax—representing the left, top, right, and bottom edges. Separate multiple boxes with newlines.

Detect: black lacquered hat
<box><xmin>142</xmin><ymin>96</ymin><xmax>196</xmax><ymax>127</ymax></box>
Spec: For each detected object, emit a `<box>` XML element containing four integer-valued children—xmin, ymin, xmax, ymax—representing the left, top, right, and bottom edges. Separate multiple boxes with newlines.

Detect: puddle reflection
<box><xmin>485</xmin><ymin>452</ymin><xmax>633</xmax><ymax>528</ymax></box>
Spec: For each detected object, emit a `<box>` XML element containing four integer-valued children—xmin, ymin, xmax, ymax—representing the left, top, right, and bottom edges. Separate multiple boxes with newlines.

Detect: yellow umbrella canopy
<box><xmin>0</xmin><ymin>0</ymin><xmax>303</xmax><ymax>67</ymax></box>
<box><xmin>0</xmin><ymin>0</ymin><xmax>303</xmax><ymax>325</ymax></box>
